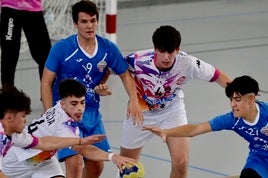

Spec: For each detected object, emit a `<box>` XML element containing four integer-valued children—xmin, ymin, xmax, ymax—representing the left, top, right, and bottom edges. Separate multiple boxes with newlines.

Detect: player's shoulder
<box><xmin>38</xmin><ymin>104</ymin><xmax>65</xmax><ymax>127</ymax></box>
<box><xmin>53</xmin><ymin>35</ymin><xmax>77</xmax><ymax>49</ymax></box>
<box><xmin>257</xmin><ymin>101</ymin><xmax>268</xmax><ymax>112</ymax></box>
<box><xmin>126</xmin><ymin>49</ymin><xmax>154</xmax><ymax>59</ymax></box>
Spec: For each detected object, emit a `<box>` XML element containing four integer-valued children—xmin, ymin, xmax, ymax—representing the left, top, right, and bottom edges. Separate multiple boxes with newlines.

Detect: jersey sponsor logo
<box><xmin>136</xmin><ymin>59</ymin><xmax>152</xmax><ymax>66</ymax></box>
<box><xmin>260</xmin><ymin>125</ymin><xmax>268</xmax><ymax>136</ymax></box>
<box><xmin>196</xmin><ymin>59</ymin><xmax>201</xmax><ymax>68</ymax></box>
<box><xmin>46</xmin><ymin>108</ymin><xmax>56</xmax><ymax>126</ymax></box>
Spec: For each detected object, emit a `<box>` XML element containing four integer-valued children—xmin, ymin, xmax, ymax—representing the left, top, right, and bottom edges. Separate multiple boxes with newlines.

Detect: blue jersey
<box><xmin>209</xmin><ymin>101</ymin><xmax>268</xmax><ymax>176</ymax></box>
<box><xmin>45</xmin><ymin>34</ymin><xmax>128</xmax><ymax>108</ymax></box>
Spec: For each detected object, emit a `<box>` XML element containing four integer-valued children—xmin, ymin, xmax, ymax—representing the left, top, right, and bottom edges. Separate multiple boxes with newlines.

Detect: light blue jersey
<box><xmin>209</xmin><ymin>101</ymin><xmax>268</xmax><ymax>176</ymax></box>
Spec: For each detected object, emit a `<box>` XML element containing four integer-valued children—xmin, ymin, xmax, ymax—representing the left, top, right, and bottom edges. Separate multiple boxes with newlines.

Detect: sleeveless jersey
<box><xmin>45</xmin><ymin>35</ymin><xmax>128</xmax><ymax>109</ymax></box>
<box><xmin>125</xmin><ymin>49</ymin><xmax>220</xmax><ymax>111</ymax></box>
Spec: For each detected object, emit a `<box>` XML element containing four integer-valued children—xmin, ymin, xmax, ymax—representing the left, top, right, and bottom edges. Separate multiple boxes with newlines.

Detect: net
<box><xmin>20</xmin><ymin>0</ymin><xmax>107</xmax><ymax>53</ymax></box>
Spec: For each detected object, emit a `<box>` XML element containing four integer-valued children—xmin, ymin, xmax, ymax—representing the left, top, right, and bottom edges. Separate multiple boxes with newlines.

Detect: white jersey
<box><xmin>126</xmin><ymin>49</ymin><xmax>220</xmax><ymax>113</ymax></box>
<box><xmin>121</xmin><ymin>49</ymin><xmax>221</xmax><ymax>149</ymax></box>
<box><xmin>4</xmin><ymin>102</ymin><xmax>80</xmax><ymax>165</ymax></box>
<box><xmin>0</xmin><ymin>122</ymin><xmax>38</xmax><ymax>170</ymax></box>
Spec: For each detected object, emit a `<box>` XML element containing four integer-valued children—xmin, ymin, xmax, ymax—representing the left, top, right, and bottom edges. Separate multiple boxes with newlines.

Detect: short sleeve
<box><xmin>12</xmin><ymin>131</ymin><xmax>39</xmax><ymax>148</ymax></box>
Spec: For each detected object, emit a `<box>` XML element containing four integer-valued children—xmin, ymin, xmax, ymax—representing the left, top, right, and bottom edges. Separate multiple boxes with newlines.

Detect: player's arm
<box><xmin>119</xmin><ymin>70</ymin><xmax>144</xmax><ymax>126</ymax></box>
<box><xmin>32</xmin><ymin>134</ymin><xmax>106</xmax><ymax>150</ymax></box>
<box><xmin>72</xmin><ymin>144</ymin><xmax>137</xmax><ymax>171</ymax></box>
<box><xmin>215</xmin><ymin>70</ymin><xmax>232</xmax><ymax>88</ymax></box>
<box><xmin>94</xmin><ymin>70</ymin><xmax>112</xmax><ymax>96</ymax></box>
<box><xmin>143</xmin><ymin>122</ymin><xmax>212</xmax><ymax>142</ymax></box>
<box><xmin>40</xmin><ymin>68</ymin><xmax>56</xmax><ymax>111</ymax></box>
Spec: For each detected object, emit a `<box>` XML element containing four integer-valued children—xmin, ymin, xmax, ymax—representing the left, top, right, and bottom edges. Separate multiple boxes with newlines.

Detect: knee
<box><xmin>65</xmin><ymin>154</ymin><xmax>84</xmax><ymax>170</ymax></box>
<box><xmin>172</xmin><ymin>158</ymin><xmax>188</xmax><ymax>173</ymax></box>
<box><xmin>84</xmin><ymin>160</ymin><xmax>104</xmax><ymax>176</ymax></box>
<box><xmin>240</xmin><ymin>168</ymin><xmax>261</xmax><ymax>178</ymax></box>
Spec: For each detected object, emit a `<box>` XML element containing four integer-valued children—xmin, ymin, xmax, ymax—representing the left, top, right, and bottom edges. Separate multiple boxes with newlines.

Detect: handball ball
<box><xmin>120</xmin><ymin>162</ymin><xmax>145</xmax><ymax>178</ymax></box>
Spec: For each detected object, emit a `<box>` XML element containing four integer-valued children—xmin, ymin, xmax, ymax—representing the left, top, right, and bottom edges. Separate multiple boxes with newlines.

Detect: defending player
<box><xmin>41</xmin><ymin>1</ymin><xmax>142</xmax><ymax>177</ymax></box>
<box><xmin>143</xmin><ymin>75</ymin><xmax>267</xmax><ymax>178</ymax></box>
<box><xmin>0</xmin><ymin>85</ymin><xmax>106</xmax><ymax>178</ymax></box>
<box><xmin>2</xmin><ymin>79</ymin><xmax>136</xmax><ymax>178</ymax></box>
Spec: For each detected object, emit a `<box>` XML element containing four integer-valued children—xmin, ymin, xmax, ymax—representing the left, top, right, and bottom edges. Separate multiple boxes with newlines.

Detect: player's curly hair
<box><xmin>225</xmin><ymin>75</ymin><xmax>259</xmax><ymax>98</ymax></box>
<box><xmin>152</xmin><ymin>25</ymin><xmax>181</xmax><ymax>53</ymax></box>
<box><xmin>58</xmin><ymin>78</ymin><xmax>86</xmax><ymax>99</ymax></box>
<box><xmin>0</xmin><ymin>86</ymin><xmax>31</xmax><ymax>119</ymax></box>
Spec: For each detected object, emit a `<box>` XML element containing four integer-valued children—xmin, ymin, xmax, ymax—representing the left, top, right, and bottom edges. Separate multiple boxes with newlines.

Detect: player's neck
<box><xmin>78</xmin><ymin>36</ymin><xmax>96</xmax><ymax>55</ymax></box>
<box><xmin>244</xmin><ymin>106</ymin><xmax>258</xmax><ymax>123</ymax></box>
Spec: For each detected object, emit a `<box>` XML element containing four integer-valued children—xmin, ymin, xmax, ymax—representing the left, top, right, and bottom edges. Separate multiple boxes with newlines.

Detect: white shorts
<box><xmin>2</xmin><ymin>154</ymin><xmax>64</xmax><ymax>178</ymax></box>
<box><xmin>120</xmin><ymin>108</ymin><xmax>188</xmax><ymax>149</ymax></box>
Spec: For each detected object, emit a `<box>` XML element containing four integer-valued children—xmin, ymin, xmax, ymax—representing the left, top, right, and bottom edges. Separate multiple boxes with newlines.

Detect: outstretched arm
<box><xmin>72</xmin><ymin>145</ymin><xmax>137</xmax><ymax>172</ymax></box>
<box><xmin>142</xmin><ymin>122</ymin><xmax>212</xmax><ymax>142</ymax></box>
<box><xmin>33</xmin><ymin>134</ymin><xmax>106</xmax><ymax>150</ymax></box>
<box><xmin>215</xmin><ymin>70</ymin><xmax>232</xmax><ymax>88</ymax></box>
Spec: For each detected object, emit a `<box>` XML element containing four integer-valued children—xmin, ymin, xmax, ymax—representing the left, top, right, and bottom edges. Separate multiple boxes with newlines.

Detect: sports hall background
<box><xmin>1</xmin><ymin>0</ymin><xmax>268</xmax><ymax>177</ymax></box>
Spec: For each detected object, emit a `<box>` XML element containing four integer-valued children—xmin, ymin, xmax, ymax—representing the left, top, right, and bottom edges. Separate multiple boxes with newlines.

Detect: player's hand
<box><xmin>94</xmin><ymin>84</ymin><xmax>112</xmax><ymax>96</ymax></box>
<box><xmin>110</xmin><ymin>154</ymin><xmax>137</xmax><ymax>172</ymax></box>
<box><xmin>81</xmin><ymin>134</ymin><xmax>106</xmax><ymax>145</ymax></box>
<box><xmin>142</xmin><ymin>126</ymin><xmax>167</xmax><ymax>143</ymax></box>
<box><xmin>127</xmin><ymin>99</ymin><xmax>144</xmax><ymax>126</ymax></box>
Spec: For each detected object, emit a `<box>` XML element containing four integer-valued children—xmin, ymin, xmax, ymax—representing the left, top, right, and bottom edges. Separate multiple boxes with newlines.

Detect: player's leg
<box><xmin>120</xmin><ymin>147</ymin><xmax>143</xmax><ymax>160</ymax></box>
<box><xmin>118</xmin><ymin>117</ymin><xmax>150</xmax><ymax>178</ymax></box>
<box><xmin>83</xmin><ymin>159</ymin><xmax>104</xmax><ymax>178</ymax></box>
<box><xmin>0</xmin><ymin>7</ymin><xmax>22</xmax><ymax>87</ymax></box>
<box><xmin>119</xmin><ymin>114</ymin><xmax>153</xmax><ymax>161</ymax></box>
<box><xmin>166</xmin><ymin>137</ymin><xmax>189</xmax><ymax>178</ymax></box>
<box><xmin>160</xmin><ymin>106</ymin><xmax>189</xmax><ymax>178</ymax></box>
<box><xmin>22</xmin><ymin>11</ymin><xmax>51</xmax><ymax>79</ymax></box>
<box><xmin>79</xmin><ymin>108</ymin><xmax>110</xmax><ymax>178</ymax></box>
<box><xmin>58</xmin><ymin>148</ymin><xmax>84</xmax><ymax>178</ymax></box>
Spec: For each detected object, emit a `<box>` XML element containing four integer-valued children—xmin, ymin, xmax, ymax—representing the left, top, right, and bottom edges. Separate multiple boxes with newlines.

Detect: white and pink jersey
<box><xmin>0</xmin><ymin>0</ymin><xmax>42</xmax><ymax>12</ymax></box>
<box><xmin>125</xmin><ymin>49</ymin><xmax>220</xmax><ymax>112</ymax></box>
<box><xmin>7</xmin><ymin>102</ymin><xmax>80</xmax><ymax>165</ymax></box>
<box><xmin>0</xmin><ymin>122</ymin><xmax>38</xmax><ymax>170</ymax></box>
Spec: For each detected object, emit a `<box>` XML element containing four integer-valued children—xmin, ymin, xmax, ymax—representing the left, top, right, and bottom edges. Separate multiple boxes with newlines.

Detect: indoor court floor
<box><xmin>3</xmin><ymin>0</ymin><xmax>268</xmax><ymax>177</ymax></box>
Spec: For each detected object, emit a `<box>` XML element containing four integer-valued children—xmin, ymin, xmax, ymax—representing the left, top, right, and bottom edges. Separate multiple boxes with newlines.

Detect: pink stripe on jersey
<box><xmin>24</xmin><ymin>136</ymin><xmax>39</xmax><ymax>149</ymax></box>
<box><xmin>1</xmin><ymin>0</ymin><xmax>43</xmax><ymax>12</ymax></box>
<box><xmin>210</xmin><ymin>68</ymin><xmax>220</xmax><ymax>82</ymax></box>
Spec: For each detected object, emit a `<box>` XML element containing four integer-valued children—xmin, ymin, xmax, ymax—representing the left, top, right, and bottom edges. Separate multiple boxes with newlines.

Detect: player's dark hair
<box><xmin>225</xmin><ymin>75</ymin><xmax>259</xmax><ymax>98</ymax></box>
<box><xmin>152</xmin><ymin>25</ymin><xmax>181</xmax><ymax>53</ymax></box>
<box><xmin>72</xmin><ymin>0</ymin><xmax>99</xmax><ymax>23</ymax></box>
<box><xmin>0</xmin><ymin>86</ymin><xmax>31</xmax><ymax>119</ymax></box>
<box><xmin>58</xmin><ymin>79</ymin><xmax>86</xmax><ymax>99</ymax></box>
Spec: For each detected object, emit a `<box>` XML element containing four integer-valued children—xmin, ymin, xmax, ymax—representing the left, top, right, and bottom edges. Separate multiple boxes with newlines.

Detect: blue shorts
<box><xmin>57</xmin><ymin>108</ymin><xmax>111</xmax><ymax>162</ymax></box>
<box><xmin>243</xmin><ymin>151</ymin><xmax>268</xmax><ymax>176</ymax></box>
